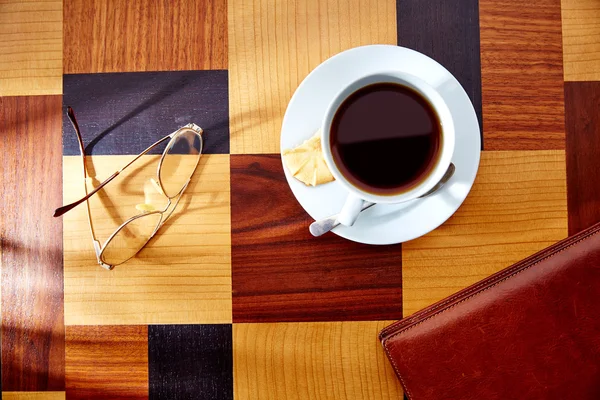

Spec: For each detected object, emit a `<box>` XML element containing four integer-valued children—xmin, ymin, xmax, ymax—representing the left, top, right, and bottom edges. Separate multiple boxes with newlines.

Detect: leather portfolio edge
<box><xmin>379</xmin><ymin>221</ymin><xmax>600</xmax><ymax>395</ymax></box>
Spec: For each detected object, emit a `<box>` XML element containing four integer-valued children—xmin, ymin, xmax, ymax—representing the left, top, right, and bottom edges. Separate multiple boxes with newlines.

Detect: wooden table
<box><xmin>1</xmin><ymin>0</ymin><xmax>599</xmax><ymax>398</ymax></box>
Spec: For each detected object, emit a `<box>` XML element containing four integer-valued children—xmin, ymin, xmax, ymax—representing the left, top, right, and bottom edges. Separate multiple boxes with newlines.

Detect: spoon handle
<box><xmin>309</xmin><ymin>202</ymin><xmax>375</xmax><ymax>237</ymax></box>
<box><xmin>308</xmin><ymin>163</ymin><xmax>456</xmax><ymax>238</ymax></box>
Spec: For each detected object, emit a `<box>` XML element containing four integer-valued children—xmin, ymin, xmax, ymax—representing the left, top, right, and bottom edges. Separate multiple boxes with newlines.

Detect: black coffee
<box><xmin>330</xmin><ymin>82</ymin><xmax>442</xmax><ymax>195</ymax></box>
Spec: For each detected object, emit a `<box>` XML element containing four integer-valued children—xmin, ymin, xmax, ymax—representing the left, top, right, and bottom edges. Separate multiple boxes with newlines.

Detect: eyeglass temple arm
<box><xmin>53</xmin><ymin>107</ymin><xmax>118</xmax><ymax>217</ymax></box>
<box><xmin>53</xmin><ymin>171</ymin><xmax>120</xmax><ymax>217</ymax></box>
<box><xmin>68</xmin><ymin>106</ymin><xmax>86</xmax><ymax>156</ymax></box>
<box><xmin>53</xmin><ymin>107</ymin><xmax>171</xmax><ymax>218</ymax></box>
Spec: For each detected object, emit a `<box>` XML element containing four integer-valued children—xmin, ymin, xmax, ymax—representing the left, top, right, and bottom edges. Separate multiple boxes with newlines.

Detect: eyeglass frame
<box><xmin>55</xmin><ymin>106</ymin><xmax>203</xmax><ymax>270</ymax></box>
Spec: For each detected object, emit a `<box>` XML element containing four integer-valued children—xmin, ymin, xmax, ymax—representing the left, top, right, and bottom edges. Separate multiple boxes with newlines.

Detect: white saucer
<box><xmin>280</xmin><ymin>45</ymin><xmax>481</xmax><ymax>245</ymax></box>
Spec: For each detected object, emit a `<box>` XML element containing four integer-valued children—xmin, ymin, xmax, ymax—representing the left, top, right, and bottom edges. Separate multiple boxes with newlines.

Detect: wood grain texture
<box><xmin>63</xmin><ymin>71</ymin><xmax>229</xmax><ymax>155</ymax></box>
<box><xmin>63</xmin><ymin>0</ymin><xmax>226</xmax><ymax>73</ymax></box>
<box><xmin>149</xmin><ymin>325</ymin><xmax>232</xmax><ymax>400</ymax></box>
<box><xmin>479</xmin><ymin>0</ymin><xmax>565</xmax><ymax>150</ymax></box>
<box><xmin>65</xmin><ymin>326</ymin><xmax>148</xmax><ymax>400</ymax></box>
<box><xmin>233</xmin><ymin>321</ymin><xmax>403</xmax><ymax>400</ymax></box>
<box><xmin>231</xmin><ymin>155</ymin><xmax>402</xmax><ymax>323</ymax></box>
<box><xmin>1</xmin><ymin>393</ymin><xmax>65</xmax><ymax>400</ymax></box>
<box><xmin>0</xmin><ymin>0</ymin><xmax>62</xmax><ymax>96</ymax></box>
<box><xmin>396</xmin><ymin>0</ymin><xmax>482</xmax><ymax>136</ymax></box>
<box><xmin>0</xmin><ymin>238</ymin><xmax>3</xmax><ymax>394</ymax></box>
<box><xmin>562</xmin><ymin>0</ymin><xmax>600</xmax><ymax>81</ymax></box>
<box><xmin>565</xmin><ymin>82</ymin><xmax>600</xmax><ymax>235</ymax></box>
<box><xmin>402</xmin><ymin>151</ymin><xmax>568</xmax><ymax>316</ymax></box>
<box><xmin>63</xmin><ymin>154</ymin><xmax>232</xmax><ymax>325</ymax></box>
<box><xmin>228</xmin><ymin>0</ymin><xmax>397</xmax><ymax>154</ymax></box>
<box><xmin>0</xmin><ymin>96</ymin><xmax>64</xmax><ymax>391</ymax></box>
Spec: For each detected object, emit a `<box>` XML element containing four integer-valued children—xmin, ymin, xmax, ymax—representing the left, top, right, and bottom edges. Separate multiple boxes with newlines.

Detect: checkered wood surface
<box><xmin>2</xmin><ymin>0</ymin><xmax>599</xmax><ymax>398</ymax></box>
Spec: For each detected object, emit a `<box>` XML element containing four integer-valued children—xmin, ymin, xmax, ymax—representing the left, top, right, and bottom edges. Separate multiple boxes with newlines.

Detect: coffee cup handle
<box><xmin>337</xmin><ymin>194</ymin><xmax>365</xmax><ymax>227</ymax></box>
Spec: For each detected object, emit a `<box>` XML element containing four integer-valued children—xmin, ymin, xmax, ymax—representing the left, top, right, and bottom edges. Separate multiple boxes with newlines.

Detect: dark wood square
<box><xmin>230</xmin><ymin>155</ymin><xmax>403</xmax><ymax>323</ymax></box>
<box><xmin>64</xmin><ymin>0</ymin><xmax>227</xmax><ymax>74</ymax></box>
<box><xmin>63</xmin><ymin>70</ymin><xmax>229</xmax><ymax>156</ymax></box>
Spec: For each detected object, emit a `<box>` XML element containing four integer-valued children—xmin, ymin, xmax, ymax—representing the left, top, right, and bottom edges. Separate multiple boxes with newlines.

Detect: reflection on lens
<box><xmin>160</xmin><ymin>129</ymin><xmax>202</xmax><ymax>197</ymax></box>
<box><xmin>101</xmin><ymin>213</ymin><xmax>162</xmax><ymax>266</ymax></box>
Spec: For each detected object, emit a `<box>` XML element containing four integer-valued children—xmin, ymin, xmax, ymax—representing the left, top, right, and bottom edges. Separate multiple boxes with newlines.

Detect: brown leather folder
<box><xmin>380</xmin><ymin>222</ymin><xmax>600</xmax><ymax>400</ymax></box>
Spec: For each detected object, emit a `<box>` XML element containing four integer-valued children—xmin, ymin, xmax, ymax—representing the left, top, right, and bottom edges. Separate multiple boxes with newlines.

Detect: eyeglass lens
<box><xmin>159</xmin><ymin>130</ymin><xmax>202</xmax><ymax>198</ymax></box>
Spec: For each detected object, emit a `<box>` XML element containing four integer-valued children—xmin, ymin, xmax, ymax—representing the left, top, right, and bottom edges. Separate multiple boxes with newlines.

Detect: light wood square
<box><xmin>1</xmin><ymin>394</ymin><xmax>65</xmax><ymax>400</ymax></box>
<box><xmin>0</xmin><ymin>0</ymin><xmax>62</xmax><ymax>96</ymax></box>
<box><xmin>233</xmin><ymin>321</ymin><xmax>403</xmax><ymax>400</ymax></box>
<box><xmin>63</xmin><ymin>154</ymin><xmax>232</xmax><ymax>325</ymax></box>
<box><xmin>228</xmin><ymin>0</ymin><xmax>397</xmax><ymax>154</ymax></box>
<box><xmin>402</xmin><ymin>150</ymin><xmax>568</xmax><ymax>316</ymax></box>
<box><xmin>562</xmin><ymin>0</ymin><xmax>600</xmax><ymax>81</ymax></box>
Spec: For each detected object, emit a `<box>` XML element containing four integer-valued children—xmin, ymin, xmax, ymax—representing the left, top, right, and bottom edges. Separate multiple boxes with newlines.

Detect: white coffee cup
<box><xmin>321</xmin><ymin>71</ymin><xmax>455</xmax><ymax>227</ymax></box>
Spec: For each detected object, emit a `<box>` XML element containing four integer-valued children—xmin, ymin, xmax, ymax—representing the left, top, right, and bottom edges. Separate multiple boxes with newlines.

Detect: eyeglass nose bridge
<box><xmin>170</xmin><ymin>123</ymin><xmax>203</xmax><ymax>138</ymax></box>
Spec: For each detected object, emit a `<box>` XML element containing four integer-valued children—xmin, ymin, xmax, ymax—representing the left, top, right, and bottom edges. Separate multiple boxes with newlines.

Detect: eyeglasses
<box><xmin>54</xmin><ymin>107</ymin><xmax>203</xmax><ymax>270</ymax></box>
